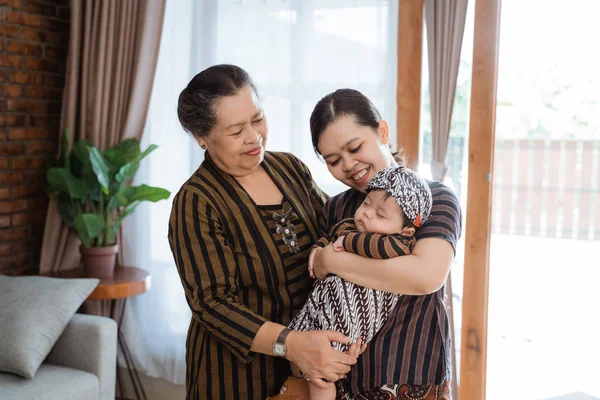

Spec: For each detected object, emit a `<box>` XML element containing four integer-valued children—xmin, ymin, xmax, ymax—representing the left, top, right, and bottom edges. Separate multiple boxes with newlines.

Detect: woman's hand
<box><xmin>347</xmin><ymin>338</ymin><xmax>368</xmax><ymax>358</ymax></box>
<box><xmin>312</xmin><ymin>244</ymin><xmax>337</xmax><ymax>279</ymax></box>
<box><xmin>285</xmin><ymin>330</ymin><xmax>357</xmax><ymax>389</ymax></box>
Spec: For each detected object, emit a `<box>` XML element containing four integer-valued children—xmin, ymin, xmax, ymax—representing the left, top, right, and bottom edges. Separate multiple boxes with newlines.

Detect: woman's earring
<box><xmin>201</xmin><ymin>144</ymin><xmax>206</xmax><ymax>150</ymax></box>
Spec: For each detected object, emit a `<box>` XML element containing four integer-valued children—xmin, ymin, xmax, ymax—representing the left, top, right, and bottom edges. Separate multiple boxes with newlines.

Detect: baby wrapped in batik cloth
<box><xmin>288</xmin><ymin>165</ymin><xmax>433</xmax><ymax>352</ymax></box>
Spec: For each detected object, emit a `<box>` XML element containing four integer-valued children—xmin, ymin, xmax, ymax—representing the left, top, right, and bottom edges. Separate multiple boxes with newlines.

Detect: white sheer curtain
<box><xmin>121</xmin><ymin>0</ymin><xmax>399</xmax><ymax>384</ymax></box>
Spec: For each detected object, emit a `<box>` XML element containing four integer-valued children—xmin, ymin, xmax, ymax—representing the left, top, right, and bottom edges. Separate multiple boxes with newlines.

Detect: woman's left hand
<box><xmin>347</xmin><ymin>338</ymin><xmax>368</xmax><ymax>359</ymax></box>
<box><xmin>312</xmin><ymin>244</ymin><xmax>338</xmax><ymax>279</ymax></box>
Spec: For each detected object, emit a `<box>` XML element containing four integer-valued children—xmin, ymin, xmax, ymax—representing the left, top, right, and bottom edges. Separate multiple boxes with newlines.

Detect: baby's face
<box><xmin>354</xmin><ymin>190</ymin><xmax>404</xmax><ymax>235</ymax></box>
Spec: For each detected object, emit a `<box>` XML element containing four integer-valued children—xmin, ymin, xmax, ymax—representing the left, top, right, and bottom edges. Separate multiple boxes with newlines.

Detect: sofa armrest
<box><xmin>46</xmin><ymin>313</ymin><xmax>117</xmax><ymax>400</ymax></box>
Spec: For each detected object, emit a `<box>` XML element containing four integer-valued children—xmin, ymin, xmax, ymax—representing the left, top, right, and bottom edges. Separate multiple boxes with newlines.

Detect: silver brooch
<box><xmin>273</xmin><ymin>207</ymin><xmax>300</xmax><ymax>253</ymax></box>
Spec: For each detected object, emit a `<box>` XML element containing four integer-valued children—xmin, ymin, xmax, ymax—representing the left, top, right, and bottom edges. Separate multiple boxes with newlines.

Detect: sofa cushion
<box><xmin>0</xmin><ymin>275</ymin><xmax>99</xmax><ymax>378</ymax></box>
<box><xmin>0</xmin><ymin>364</ymin><xmax>99</xmax><ymax>400</ymax></box>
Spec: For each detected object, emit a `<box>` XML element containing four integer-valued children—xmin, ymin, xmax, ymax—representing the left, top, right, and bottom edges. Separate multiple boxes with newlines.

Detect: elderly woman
<box><xmin>168</xmin><ymin>65</ymin><xmax>361</xmax><ymax>399</ymax></box>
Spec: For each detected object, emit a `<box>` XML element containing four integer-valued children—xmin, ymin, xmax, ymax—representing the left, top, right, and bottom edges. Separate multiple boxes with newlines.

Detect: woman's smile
<box><xmin>244</xmin><ymin>145</ymin><xmax>262</xmax><ymax>156</ymax></box>
<box><xmin>349</xmin><ymin>167</ymin><xmax>370</xmax><ymax>183</ymax></box>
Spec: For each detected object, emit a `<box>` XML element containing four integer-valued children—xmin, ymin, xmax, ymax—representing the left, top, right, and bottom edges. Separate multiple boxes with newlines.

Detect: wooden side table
<box><xmin>45</xmin><ymin>266</ymin><xmax>151</xmax><ymax>400</ymax></box>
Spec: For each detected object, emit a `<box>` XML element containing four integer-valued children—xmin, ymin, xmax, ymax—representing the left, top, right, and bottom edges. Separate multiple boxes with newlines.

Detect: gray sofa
<box><xmin>0</xmin><ymin>314</ymin><xmax>117</xmax><ymax>400</ymax></box>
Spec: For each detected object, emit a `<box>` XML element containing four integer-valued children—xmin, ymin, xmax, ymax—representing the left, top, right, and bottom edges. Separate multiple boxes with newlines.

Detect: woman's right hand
<box><xmin>285</xmin><ymin>330</ymin><xmax>357</xmax><ymax>389</ymax></box>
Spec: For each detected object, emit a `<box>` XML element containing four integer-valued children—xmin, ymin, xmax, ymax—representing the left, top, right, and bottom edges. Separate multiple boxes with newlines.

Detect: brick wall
<box><xmin>0</xmin><ymin>0</ymin><xmax>69</xmax><ymax>275</ymax></box>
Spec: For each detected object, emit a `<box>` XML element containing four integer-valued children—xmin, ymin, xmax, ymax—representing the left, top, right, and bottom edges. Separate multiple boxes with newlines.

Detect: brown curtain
<box><xmin>425</xmin><ymin>0</ymin><xmax>469</xmax><ymax>398</ymax></box>
<box><xmin>40</xmin><ymin>0</ymin><xmax>166</xmax><ymax>280</ymax></box>
<box><xmin>426</xmin><ymin>0</ymin><xmax>468</xmax><ymax>181</ymax></box>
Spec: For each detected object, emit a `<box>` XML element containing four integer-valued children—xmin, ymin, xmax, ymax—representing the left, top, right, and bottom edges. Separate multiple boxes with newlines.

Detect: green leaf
<box><xmin>103</xmin><ymin>139</ymin><xmax>141</xmax><ymax>168</ymax></box>
<box><xmin>137</xmin><ymin>144</ymin><xmax>158</xmax><ymax>162</ymax></box>
<box><xmin>74</xmin><ymin>214</ymin><xmax>104</xmax><ymax>248</ymax></box>
<box><xmin>108</xmin><ymin>179</ymin><xmax>122</xmax><ymax>199</ymax></box>
<box><xmin>70</xmin><ymin>140</ymin><xmax>93</xmax><ymax>169</ymax></box>
<box><xmin>88</xmin><ymin>184</ymin><xmax>102</xmax><ymax>202</ymax></box>
<box><xmin>122</xmin><ymin>184</ymin><xmax>170</xmax><ymax>206</ymax></box>
<box><xmin>115</xmin><ymin>162</ymin><xmax>139</xmax><ymax>183</ymax></box>
<box><xmin>89</xmin><ymin>147</ymin><xmax>111</xmax><ymax>195</ymax></box>
<box><xmin>56</xmin><ymin>193</ymin><xmax>77</xmax><ymax>228</ymax></box>
<box><xmin>70</xmin><ymin>140</ymin><xmax>98</xmax><ymax>193</ymax></box>
<box><xmin>106</xmin><ymin>196</ymin><xmax>119</xmax><ymax>210</ymax></box>
<box><xmin>47</xmin><ymin>168</ymin><xmax>88</xmax><ymax>199</ymax></box>
<box><xmin>110</xmin><ymin>204</ymin><xmax>138</xmax><ymax>237</ymax></box>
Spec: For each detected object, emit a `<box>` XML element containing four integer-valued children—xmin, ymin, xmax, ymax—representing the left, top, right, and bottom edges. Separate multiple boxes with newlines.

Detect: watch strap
<box><xmin>276</xmin><ymin>327</ymin><xmax>291</xmax><ymax>345</ymax></box>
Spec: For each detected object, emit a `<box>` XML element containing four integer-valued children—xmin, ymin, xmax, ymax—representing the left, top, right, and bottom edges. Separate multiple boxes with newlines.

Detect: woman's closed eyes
<box><xmin>230</xmin><ymin>112</ymin><xmax>264</xmax><ymax>136</ymax></box>
<box><xmin>326</xmin><ymin>143</ymin><xmax>363</xmax><ymax>166</ymax></box>
<box><xmin>349</xmin><ymin>144</ymin><xmax>362</xmax><ymax>153</ymax></box>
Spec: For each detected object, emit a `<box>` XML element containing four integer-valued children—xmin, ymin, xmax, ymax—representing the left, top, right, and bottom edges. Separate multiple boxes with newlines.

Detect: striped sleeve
<box><xmin>341</xmin><ymin>232</ymin><xmax>414</xmax><ymax>259</ymax></box>
<box><xmin>415</xmin><ymin>182</ymin><xmax>462</xmax><ymax>253</ymax></box>
<box><xmin>168</xmin><ymin>188</ymin><xmax>268</xmax><ymax>363</ymax></box>
<box><xmin>314</xmin><ymin>217</ymin><xmax>355</xmax><ymax>248</ymax></box>
<box><xmin>314</xmin><ymin>237</ymin><xmax>330</xmax><ymax>248</ymax></box>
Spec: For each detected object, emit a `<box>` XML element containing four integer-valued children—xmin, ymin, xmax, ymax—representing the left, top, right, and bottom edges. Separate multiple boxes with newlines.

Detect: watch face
<box><xmin>273</xmin><ymin>342</ymin><xmax>286</xmax><ymax>356</ymax></box>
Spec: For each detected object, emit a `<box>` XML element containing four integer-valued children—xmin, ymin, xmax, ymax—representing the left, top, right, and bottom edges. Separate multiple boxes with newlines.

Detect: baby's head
<box><xmin>354</xmin><ymin>165</ymin><xmax>432</xmax><ymax>236</ymax></box>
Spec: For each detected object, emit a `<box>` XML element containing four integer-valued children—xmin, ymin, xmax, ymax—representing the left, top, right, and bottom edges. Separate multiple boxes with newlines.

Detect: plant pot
<box><xmin>80</xmin><ymin>244</ymin><xmax>119</xmax><ymax>278</ymax></box>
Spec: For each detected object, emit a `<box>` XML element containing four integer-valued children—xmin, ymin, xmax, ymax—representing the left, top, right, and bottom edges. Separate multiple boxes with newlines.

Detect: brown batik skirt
<box><xmin>336</xmin><ymin>380</ymin><xmax>452</xmax><ymax>400</ymax></box>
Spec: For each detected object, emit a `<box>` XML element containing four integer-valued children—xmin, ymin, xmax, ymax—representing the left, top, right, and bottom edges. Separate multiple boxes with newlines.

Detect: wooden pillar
<box><xmin>459</xmin><ymin>0</ymin><xmax>502</xmax><ymax>399</ymax></box>
<box><xmin>396</xmin><ymin>0</ymin><xmax>424</xmax><ymax>170</ymax></box>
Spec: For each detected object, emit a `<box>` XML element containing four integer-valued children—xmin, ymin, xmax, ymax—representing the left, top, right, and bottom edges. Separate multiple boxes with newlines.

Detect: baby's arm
<box><xmin>341</xmin><ymin>231</ymin><xmax>416</xmax><ymax>259</ymax></box>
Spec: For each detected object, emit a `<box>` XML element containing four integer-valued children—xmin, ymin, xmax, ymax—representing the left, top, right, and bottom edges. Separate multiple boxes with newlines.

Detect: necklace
<box><xmin>273</xmin><ymin>206</ymin><xmax>300</xmax><ymax>254</ymax></box>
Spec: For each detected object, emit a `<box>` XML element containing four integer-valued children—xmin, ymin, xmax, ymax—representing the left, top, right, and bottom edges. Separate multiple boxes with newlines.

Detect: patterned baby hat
<box><xmin>365</xmin><ymin>165</ymin><xmax>433</xmax><ymax>227</ymax></box>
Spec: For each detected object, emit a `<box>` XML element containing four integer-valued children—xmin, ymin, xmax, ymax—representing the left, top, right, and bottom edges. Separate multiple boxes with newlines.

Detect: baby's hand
<box><xmin>308</xmin><ymin>247</ymin><xmax>322</xmax><ymax>278</ymax></box>
<box><xmin>333</xmin><ymin>236</ymin><xmax>346</xmax><ymax>252</ymax></box>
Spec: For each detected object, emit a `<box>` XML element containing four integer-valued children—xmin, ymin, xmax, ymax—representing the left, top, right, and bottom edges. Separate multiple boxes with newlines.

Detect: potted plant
<box><xmin>46</xmin><ymin>129</ymin><xmax>171</xmax><ymax>278</ymax></box>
